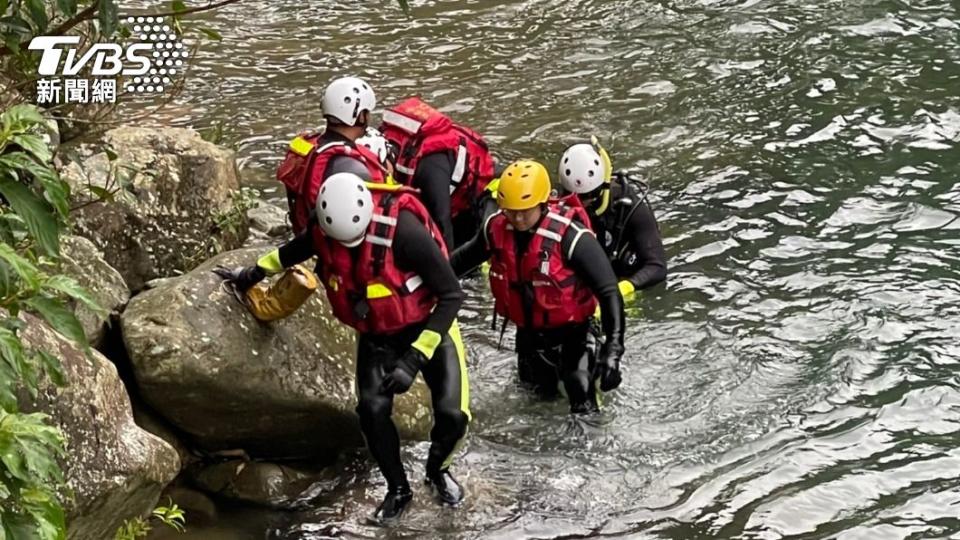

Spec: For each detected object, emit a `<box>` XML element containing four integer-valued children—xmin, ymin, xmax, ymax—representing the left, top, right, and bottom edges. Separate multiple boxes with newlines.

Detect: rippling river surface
<box><xmin>140</xmin><ymin>0</ymin><xmax>960</xmax><ymax>537</ymax></box>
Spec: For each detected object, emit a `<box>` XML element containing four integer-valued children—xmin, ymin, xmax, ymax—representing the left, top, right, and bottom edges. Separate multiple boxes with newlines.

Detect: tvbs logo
<box><xmin>30</xmin><ymin>35</ymin><xmax>153</xmax><ymax>76</ymax></box>
<box><xmin>29</xmin><ymin>16</ymin><xmax>186</xmax><ymax>103</ymax></box>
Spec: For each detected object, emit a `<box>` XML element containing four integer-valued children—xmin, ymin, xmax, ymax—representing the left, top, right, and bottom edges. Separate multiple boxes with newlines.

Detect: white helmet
<box><xmin>356</xmin><ymin>127</ymin><xmax>390</xmax><ymax>165</ymax></box>
<box><xmin>322</xmin><ymin>77</ymin><xmax>376</xmax><ymax>127</ymax></box>
<box><xmin>558</xmin><ymin>143</ymin><xmax>607</xmax><ymax>194</ymax></box>
<box><xmin>316</xmin><ymin>173</ymin><xmax>373</xmax><ymax>247</ymax></box>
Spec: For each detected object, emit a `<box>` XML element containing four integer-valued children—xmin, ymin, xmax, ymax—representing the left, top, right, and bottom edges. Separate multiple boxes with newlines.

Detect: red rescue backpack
<box><xmin>380</xmin><ymin>97</ymin><xmax>494</xmax><ymax>217</ymax></box>
<box><xmin>275</xmin><ymin>132</ymin><xmax>386</xmax><ymax>235</ymax></box>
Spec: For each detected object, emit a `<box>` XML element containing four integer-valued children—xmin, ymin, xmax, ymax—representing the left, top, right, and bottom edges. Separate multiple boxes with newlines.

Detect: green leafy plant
<box><xmin>214</xmin><ymin>186</ymin><xmax>259</xmax><ymax>235</ymax></box>
<box><xmin>0</xmin><ymin>103</ymin><xmax>103</xmax><ymax>539</ymax></box>
<box><xmin>184</xmin><ymin>185</ymin><xmax>257</xmax><ymax>267</ymax></box>
<box><xmin>114</xmin><ymin>501</ymin><xmax>186</xmax><ymax>540</ymax></box>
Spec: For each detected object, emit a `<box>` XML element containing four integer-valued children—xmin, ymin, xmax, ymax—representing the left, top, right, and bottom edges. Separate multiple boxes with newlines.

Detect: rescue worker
<box><xmin>379</xmin><ymin>97</ymin><xmax>497</xmax><ymax>249</ymax></box>
<box><xmin>276</xmin><ymin>76</ymin><xmax>388</xmax><ymax>234</ymax></box>
<box><xmin>214</xmin><ymin>173</ymin><xmax>470</xmax><ymax>523</ymax></box>
<box><xmin>450</xmin><ymin>160</ymin><xmax>626</xmax><ymax>413</ymax></box>
<box><xmin>557</xmin><ymin>137</ymin><xmax>667</xmax><ymax>298</ymax></box>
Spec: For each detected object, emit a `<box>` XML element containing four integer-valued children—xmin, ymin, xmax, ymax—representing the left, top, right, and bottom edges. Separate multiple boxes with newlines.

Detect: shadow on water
<box><xmin>144</xmin><ymin>0</ymin><xmax>960</xmax><ymax>537</ymax></box>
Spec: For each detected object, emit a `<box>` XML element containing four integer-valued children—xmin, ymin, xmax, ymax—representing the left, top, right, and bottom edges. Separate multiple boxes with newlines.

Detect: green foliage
<box><xmin>0</xmin><ymin>105</ymin><xmax>63</xmax><ymax>258</ymax></box>
<box><xmin>183</xmin><ymin>185</ymin><xmax>256</xmax><ymax>268</ymax></box>
<box><xmin>217</xmin><ymin>187</ymin><xmax>259</xmax><ymax>234</ymax></box>
<box><xmin>114</xmin><ymin>501</ymin><xmax>186</xmax><ymax>540</ymax></box>
<box><xmin>0</xmin><ymin>104</ymin><xmax>93</xmax><ymax>540</ymax></box>
<box><xmin>98</xmin><ymin>0</ymin><xmax>118</xmax><ymax>39</ymax></box>
<box><xmin>113</xmin><ymin>518</ymin><xmax>150</xmax><ymax>540</ymax></box>
<box><xmin>197</xmin><ymin>27</ymin><xmax>221</xmax><ymax>41</ymax></box>
<box><xmin>0</xmin><ymin>410</ymin><xmax>67</xmax><ymax>540</ymax></box>
<box><xmin>197</xmin><ymin>120</ymin><xmax>225</xmax><ymax>145</ymax></box>
<box><xmin>152</xmin><ymin>502</ymin><xmax>185</xmax><ymax>533</ymax></box>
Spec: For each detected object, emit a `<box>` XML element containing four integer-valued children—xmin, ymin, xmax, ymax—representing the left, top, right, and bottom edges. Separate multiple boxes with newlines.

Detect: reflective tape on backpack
<box><xmin>404</xmin><ymin>275</ymin><xmax>423</xmax><ymax>293</ymax></box>
<box><xmin>449</xmin><ymin>143</ymin><xmax>467</xmax><ymax>194</ymax></box>
<box><xmin>395</xmin><ymin>163</ymin><xmax>416</xmax><ymax>176</ymax></box>
<box><xmin>366</xmin><ymin>235</ymin><xmax>392</xmax><ymax>247</ymax></box>
<box><xmin>383</xmin><ymin>110</ymin><xmax>424</xmax><ymax>134</ymax></box>
<box><xmin>289</xmin><ymin>136</ymin><xmax>315</xmax><ymax>156</ymax></box>
<box><xmin>371</xmin><ymin>214</ymin><xmax>397</xmax><ymax>227</ymax></box>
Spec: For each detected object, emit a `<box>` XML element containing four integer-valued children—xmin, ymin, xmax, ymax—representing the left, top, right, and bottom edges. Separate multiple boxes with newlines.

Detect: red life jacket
<box><xmin>313</xmin><ymin>185</ymin><xmax>446</xmax><ymax>335</ymax></box>
<box><xmin>380</xmin><ymin>97</ymin><xmax>494</xmax><ymax>217</ymax></box>
<box><xmin>276</xmin><ymin>132</ymin><xmax>386</xmax><ymax>235</ymax></box>
<box><xmin>486</xmin><ymin>198</ymin><xmax>597</xmax><ymax>329</ymax></box>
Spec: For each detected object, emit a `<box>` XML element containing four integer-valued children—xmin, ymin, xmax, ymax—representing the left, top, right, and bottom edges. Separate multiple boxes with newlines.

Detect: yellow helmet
<box><xmin>497</xmin><ymin>160</ymin><xmax>551</xmax><ymax>210</ymax></box>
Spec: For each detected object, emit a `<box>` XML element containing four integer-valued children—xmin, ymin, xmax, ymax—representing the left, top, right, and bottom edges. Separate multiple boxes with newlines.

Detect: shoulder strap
<box><xmin>367</xmin><ymin>193</ymin><xmax>398</xmax><ymax>277</ymax></box>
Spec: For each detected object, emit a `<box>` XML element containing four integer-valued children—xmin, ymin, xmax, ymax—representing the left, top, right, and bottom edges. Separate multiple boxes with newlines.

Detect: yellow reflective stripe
<box><xmin>366</xmin><ymin>181</ymin><xmax>405</xmax><ymax>192</ymax></box>
<box><xmin>366</xmin><ymin>283</ymin><xmax>393</xmax><ymax>299</ymax></box>
<box><xmin>449</xmin><ymin>320</ymin><xmax>470</xmax><ymax>419</ymax></box>
<box><xmin>412</xmin><ymin>329</ymin><xmax>442</xmax><ymax>359</ymax></box>
<box><xmin>289</xmin><ymin>136</ymin><xmax>314</xmax><ymax>157</ymax></box>
<box><xmin>485</xmin><ymin>177</ymin><xmax>500</xmax><ymax>195</ymax></box>
<box><xmin>256</xmin><ymin>249</ymin><xmax>283</xmax><ymax>275</ymax></box>
<box><xmin>443</xmin><ymin>319</ymin><xmax>471</xmax><ymax>469</ymax></box>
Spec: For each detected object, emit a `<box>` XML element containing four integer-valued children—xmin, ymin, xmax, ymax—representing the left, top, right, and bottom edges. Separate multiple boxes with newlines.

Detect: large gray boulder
<box><xmin>248</xmin><ymin>200</ymin><xmax>291</xmax><ymax>238</ymax></box>
<box><xmin>62</xmin><ymin>127</ymin><xmax>248</xmax><ymax>292</ymax></box>
<box><xmin>20</xmin><ymin>314</ymin><xmax>180</xmax><ymax>540</ymax></box>
<box><xmin>187</xmin><ymin>459</ymin><xmax>347</xmax><ymax>509</ymax></box>
<box><xmin>121</xmin><ymin>247</ymin><xmax>433</xmax><ymax>459</ymax></box>
<box><xmin>60</xmin><ymin>235</ymin><xmax>129</xmax><ymax>347</ymax></box>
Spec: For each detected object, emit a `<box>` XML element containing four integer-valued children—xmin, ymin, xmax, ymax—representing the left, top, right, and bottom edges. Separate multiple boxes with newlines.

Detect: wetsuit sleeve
<box><xmin>623</xmin><ymin>201</ymin><xmax>667</xmax><ymax>289</ymax></box>
<box><xmin>392</xmin><ymin>210</ymin><xmax>464</xmax><ymax>337</ymax></box>
<box><xmin>561</xmin><ymin>225</ymin><xmax>625</xmax><ymax>349</ymax></box>
<box><xmin>323</xmin><ymin>155</ymin><xmax>372</xmax><ymax>180</ymax></box>
<box><xmin>277</xmin><ymin>229</ymin><xmax>315</xmax><ymax>268</ymax></box>
<box><xmin>449</xmin><ymin>216</ymin><xmax>493</xmax><ymax>277</ymax></box>
<box><xmin>412</xmin><ymin>152</ymin><xmax>456</xmax><ymax>249</ymax></box>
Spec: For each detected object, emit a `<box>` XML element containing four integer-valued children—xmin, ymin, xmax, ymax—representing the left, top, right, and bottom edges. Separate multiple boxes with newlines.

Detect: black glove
<box><xmin>380</xmin><ymin>348</ymin><xmax>427</xmax><ymax>395</ymax></box>
<box><xmin>212</xmin><ymin>265</ymin><xmax>266</xmax><ymax>293</ymax></box>
<box><xmin>594</xmin><ymin>341</ymin><xmax>624</xmax><ymax>392</ymax></box>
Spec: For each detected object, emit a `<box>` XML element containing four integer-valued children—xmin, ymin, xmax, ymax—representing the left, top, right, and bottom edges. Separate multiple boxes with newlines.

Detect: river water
<box><xmin>142</xmin><ymin>0</ymin><xmax>960</xmax><ymax>538</ymax></box>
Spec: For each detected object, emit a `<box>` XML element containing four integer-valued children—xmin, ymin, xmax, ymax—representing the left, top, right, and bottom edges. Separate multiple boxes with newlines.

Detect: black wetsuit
<box><xmin>451</xmin><ymin>210</ymin><xmax>625</xmax><ymax>413</ymax></box>
<box><xmin>278</xmin><ymin>158</ymin><xmax>469</xmax><ymax>494</ymax></box>
<box><xmin>589</xmin><ymin>173</ymin><xmax>667</xmax><ymax>289</ymax></box>
<box><xmin>413</xmin><ymin>152</ymin><xmax>498</xmax><ymax>249</ymax></box>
